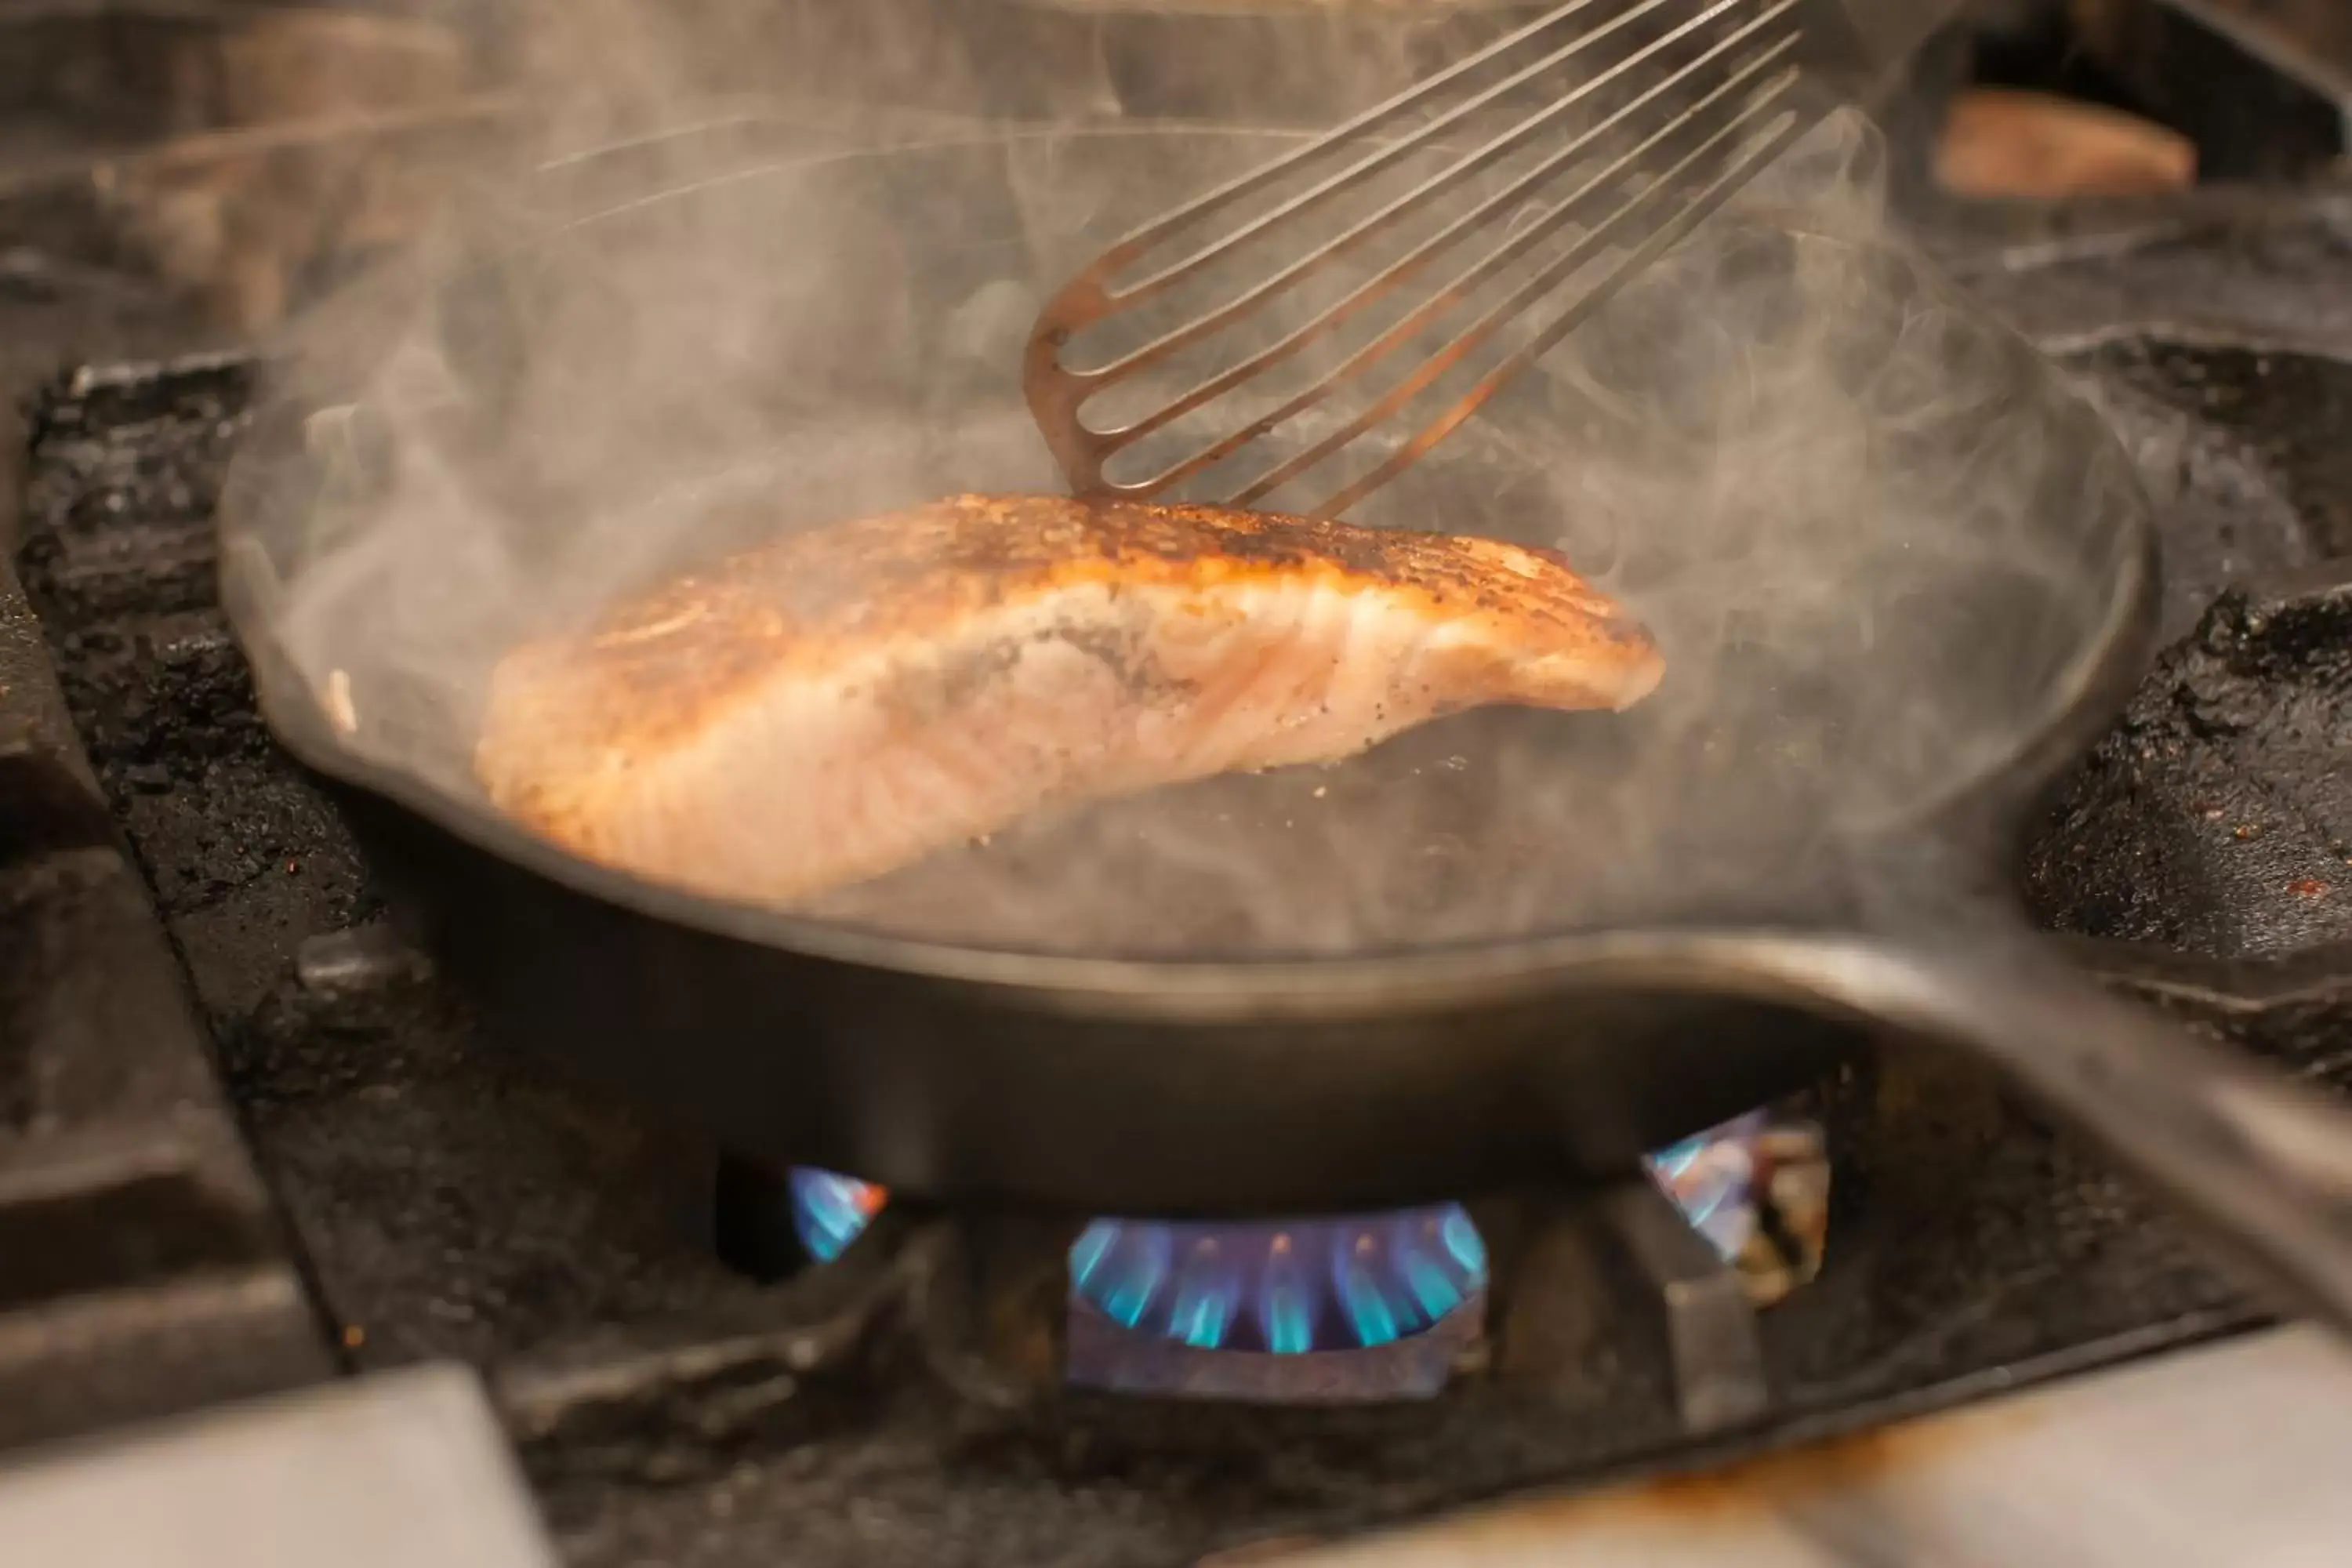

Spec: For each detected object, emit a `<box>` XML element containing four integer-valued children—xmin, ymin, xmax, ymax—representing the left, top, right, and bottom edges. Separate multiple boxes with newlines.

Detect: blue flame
<box><xmin>1439</xmin><ymin>1206</ymin><xmax>1487</xmax><ymax>1277</ymax></box>
<box><xmin>1168</xmin><ymin>1236</ymin><xmax>1241</xmax><ymax>1348</ymax></box>
<box><xmin>1066</xmin><ymin>1207</ymin><xmax>1490</xmax><ymax>1353</ymax></box>
<box><xmin>1644</xmin><ymin>1109</ymin><xmax>1769</xmax><ymax>1261</ymax></box>
<box><xmin>783</xmin><ymin>1109</ymin><xmax>1773</xmax><ymax>1353</ymax></box>
<box><xmin>1258</xmin><ymin>1236</ymin><xmax>1316</xmax><ymax>1352</ymax></box>
<box><xmin>1091</xmin><ymin>1224</ymin><xmax>1174</xmax><ymax>1328</ymax></box>
<box><xmin>1333</xmin><ymin>1236</ymin><xmax>1402</xmax><ymax>1348</ymax></box>
<box><xmin>787</xmin><ymin>1167</ymin><xmax>886</xmax><ymax>1263</ymax></box>
<box><xmin>1069</xmin><ymin>1221</ymin><xmax>1117</xmax><ymax>1290</ymax></box>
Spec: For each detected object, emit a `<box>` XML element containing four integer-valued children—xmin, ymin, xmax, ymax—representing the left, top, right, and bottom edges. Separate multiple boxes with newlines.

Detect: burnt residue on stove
<box><xmin>1</xmin><ymin>488</ymin><xmax>327</xmax><ymax>1446</ymax></box>
<box><xmin>2027</xmin><ymin>567</ymin><xmax>2352</xmax><ymax>956</ymax></box>
<box><xmin>16</xmin><ymin>357</ymin><xmax>370</xmax><ymax>1021</ymax></box>
<box><xmin>2012</xmin><ymin>328</ymin><xmax>2352</xmax><ymax>956</ymax></box>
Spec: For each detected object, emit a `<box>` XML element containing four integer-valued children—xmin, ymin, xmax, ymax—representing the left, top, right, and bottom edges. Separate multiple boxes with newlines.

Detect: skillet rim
<box><xmin>216</xmin><ymin>128</ymin><xmax>2165</xmax><ymax>1007</ymax></box>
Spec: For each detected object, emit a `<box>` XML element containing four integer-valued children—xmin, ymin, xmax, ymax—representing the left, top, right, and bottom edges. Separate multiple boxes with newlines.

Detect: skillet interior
<box><xmin>220</xmin><ymin>123</ymin><xmax>2153</xmax><ymax>963</ymax></box>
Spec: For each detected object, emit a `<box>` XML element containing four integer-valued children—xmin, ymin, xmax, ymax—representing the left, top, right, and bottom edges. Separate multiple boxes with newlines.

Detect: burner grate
<box><xmin>778</xmin><ymin>1104</ymin><xmax>1820</xmax><ymax>1384</ymax></box>
<box><xmin>0</xmin><ymin>526</ymin><xmax>327</xmax><ymax>1450</ymax></box>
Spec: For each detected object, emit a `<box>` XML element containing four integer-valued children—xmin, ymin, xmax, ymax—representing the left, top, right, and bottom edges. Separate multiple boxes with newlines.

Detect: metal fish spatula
<box><xmin>1024</xmin><ymin>0</ymin><xmax>1963</xmax><ymax>520</ymax></box>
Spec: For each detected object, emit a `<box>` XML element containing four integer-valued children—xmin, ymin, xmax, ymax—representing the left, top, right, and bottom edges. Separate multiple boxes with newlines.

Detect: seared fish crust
<box><xmin>476</xmin><ymin>492</ymin><xmax>1664</xmax><ymax>904</ymax></box>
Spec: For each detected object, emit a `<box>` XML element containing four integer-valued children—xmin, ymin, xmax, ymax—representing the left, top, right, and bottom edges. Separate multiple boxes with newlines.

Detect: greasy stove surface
<box><xmin>11</xmin><ymin>189</ymin><xmax>2352</xmax><ymax>1566</ymax></box>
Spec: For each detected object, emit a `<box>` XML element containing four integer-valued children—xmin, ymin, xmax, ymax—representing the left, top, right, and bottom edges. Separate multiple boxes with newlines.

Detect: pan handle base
<box><xmin>1597</xmin><ymin>927</ymin><xmax>2352</xmax><ymax>1339</ymax></box>
<box><xmin>1474</xmin><ymin>1181</ymin><xmax>1773</xmax><ymax>1434</ymax></box>
<box><xmin>1602</xmin><ymin>1181</ymin><xmax>1773</xmax><ymax>1434</ymax></box>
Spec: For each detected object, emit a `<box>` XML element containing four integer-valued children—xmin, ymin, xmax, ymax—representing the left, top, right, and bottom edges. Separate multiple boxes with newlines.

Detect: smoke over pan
<box><xmin>219</xmin><ymin>27</ymin><xmax>2145</xmax><ymax>958</ymax></box>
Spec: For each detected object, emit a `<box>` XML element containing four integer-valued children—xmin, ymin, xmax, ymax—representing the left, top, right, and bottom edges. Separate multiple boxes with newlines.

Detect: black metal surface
<box><xmin>306</xmin><ymin>768</ymin><xmax>1881</xmax><ymax>1215</ymax></box>
<box><xmin>0</xmin><ymin>514</ymin><xmax>327</xmax><ymax>1451</ymax></box>
<box><xmin>1599</xmin><ymin>1180</ymin><xmax>1769</xmax><ymax>1435</ymax></box>
<box><xmin>15</xmin><ymin>169</ymin><xmax>2352</xmax><ymax>1568</ymax></box>
<box><xmin>2031</xmin><ymin>564</ymin><xmax>2352</xmax><ymax>954</ymax></box>
<box><xmin>2074</xmin><ymin>0</ymin><xmax>2352</xmax><ymax>181</ymax></box>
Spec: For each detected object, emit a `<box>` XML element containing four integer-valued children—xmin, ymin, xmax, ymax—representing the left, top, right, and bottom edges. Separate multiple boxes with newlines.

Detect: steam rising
<box><xmin>221</xmin><ymin>4</ymin><xmax>2146</xmax><ymax>957</ymax></box>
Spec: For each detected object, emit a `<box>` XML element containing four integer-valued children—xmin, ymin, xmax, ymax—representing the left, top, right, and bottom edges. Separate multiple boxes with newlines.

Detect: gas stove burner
<box><xmin>788</xmin><ymin>1171</ymin><xmax>1490</xmax><ymax>1353</ymax></box>
<box><xmin>786</xmin><ymin>1109</ymin><xmax>1810</xmax><ymax>1360</ymax></box>
<box><xmin>1068</xmin><ymin>1204</ymin><xmax>1486</xmax><ymax>1354</ymax></box>
<box><xmin>786</xmin><ymin>1167</ymin><xmax>890</xmax><ymax>1264</ymax></box>
<box><xmin>1650</xmin><ymin>1113</ymin><xmax>1762</xmax><ymax>1252</ymax></box>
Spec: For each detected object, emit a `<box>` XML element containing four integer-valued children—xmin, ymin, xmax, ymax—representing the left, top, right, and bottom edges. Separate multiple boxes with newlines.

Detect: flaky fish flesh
<box><xmin>475</xmin><ymin>492</ymin><xmax>1663</xmax><ymax>905</ymax></box>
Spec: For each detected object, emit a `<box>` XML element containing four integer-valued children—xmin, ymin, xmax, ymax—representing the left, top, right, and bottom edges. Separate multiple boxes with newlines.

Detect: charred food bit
<box><xmin>475</xmin><ymin>493</ymin><xmax>1662</xmax><ymax>905</ymax></box>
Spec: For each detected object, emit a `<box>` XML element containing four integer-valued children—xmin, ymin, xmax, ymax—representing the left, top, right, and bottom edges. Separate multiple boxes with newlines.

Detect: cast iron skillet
<box><xmin>216</xmin><ymin>125</ymin><xmax>2352</xmax><ymax>1333</ymax></box>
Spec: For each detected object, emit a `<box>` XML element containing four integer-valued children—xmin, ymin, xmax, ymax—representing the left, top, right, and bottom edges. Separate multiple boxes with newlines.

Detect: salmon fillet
<box><xmin>474</xmin><ymin>492</ymin><xmax>1663</xmax><ymax>906</ymax></box>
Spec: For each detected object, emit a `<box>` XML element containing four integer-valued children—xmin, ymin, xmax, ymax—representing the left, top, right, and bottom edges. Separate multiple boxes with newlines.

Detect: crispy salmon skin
<box><xmin>474</xmin><ymin>492</ymin><xmax>1663</xmax><ymax>905</ymax></box>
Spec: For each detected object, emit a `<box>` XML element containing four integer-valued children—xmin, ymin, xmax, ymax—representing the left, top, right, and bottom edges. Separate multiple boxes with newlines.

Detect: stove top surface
<box><xmin>7</xmin><ymin>176</ymin><xmax>2352</xmax><ymax>1566</ymax></box>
